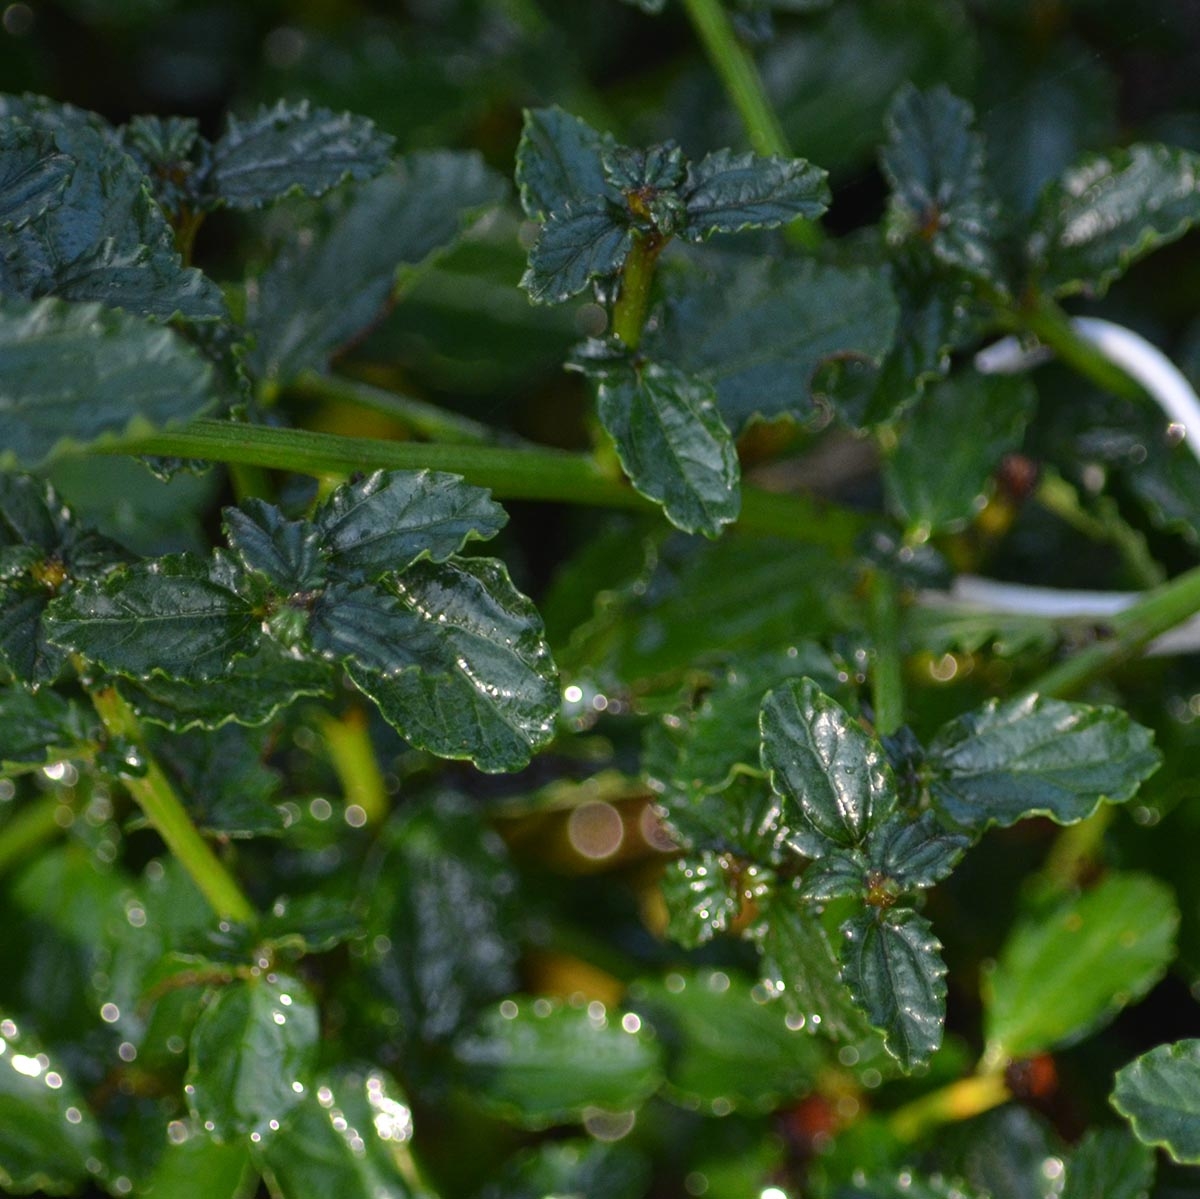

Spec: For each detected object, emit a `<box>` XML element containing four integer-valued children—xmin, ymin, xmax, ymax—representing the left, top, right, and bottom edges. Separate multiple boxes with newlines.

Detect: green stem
<box><xmin>318</xmin><ymin>709</ymin><xmax>389</xmax><ymax>825</ymax></box>
<box><xmin>1038</xmin><ymin>805</ymin><xmax>1114</xmax><ymax>895</ymax></box>
<box><xmin>90</xmin><ymin>686</ymin><xmax>255</xmax><ymax>923</ymax></box>
<box><xmin>1026</xmin><ymin>561</ymin><xmax>1200</xmax><ymax>698</ymax></box>
<box><xmin>886</xmin><ymin>1069</ymin><xmax>1010</xmax><ymax>1142</ymax></box>
<box><xmin>287</xmin><ymin>371</ymin><xmax>519</xmax><ymax>447</ymax></box>
<box><xmin>612</xmin><ymin>234</ymin><xmax>664</xmax><ymax>350</ymax></box>
<box><xmin>0</xmin><ymin>794</ymin><xmax>66</xmax><ymax>878</ymax></box>
<box><xmin>868</xmin><ymin>569</ymin><xmax>904</xmax><ymax>736</ymax></box>
<box><xmin>91</xmin><ymin>420</ymin><xmax>868</xmax><ymax>548</ymax></box>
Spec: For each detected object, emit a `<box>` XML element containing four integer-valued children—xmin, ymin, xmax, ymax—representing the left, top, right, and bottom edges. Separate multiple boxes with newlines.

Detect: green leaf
<box><xmin>205</xmin><ymin>100</ymin><xmax>394</xmax><ymax>209</ymax></box>
<box><xmin>479</xmin><ymin>1140</ymin><xmax>651</xmax><ymax>1199</ymax></box>
<box><xmin>0</xmin><ymin>118</ymin><xmax>223</xmax><ymax>321</ymax></box>
<box><xmin>929</xmin><ymin>1107</ymin><xmax>1063</xmax><ymax>1199</ymax></box>
<box><xmin>45</xmin><ymin>555</ymin><xmax>259</xmax><ymax>681</ymax></box>
<box><xmin>752</xmin><ymin>885</ymin><xmax>866</xmax><ymax>1039</ymax></box>
<box><xmin>629</xmin><ymin>969</ymin><xmax>824</xmax><ymax>1113</ymax></box>
<box><xmin>798</xmin><ymin>849</ymin><xmax>869</xmax><ymax>901</ymax></box>
<box><xmin>761</xmin><ymin>677</ymin><xmax>897</xmax><ymax>857</ymax></box>
<box><xmin>602</xmin><ymin>143</ymin><xmax>687</xmax><ymax>234</ymax></box>
<box><xmin>515</xmin><ymin>106</ymin><xmax>614</xmax><ymax>221</ymax></box>
<box><xmin>840</xmin><ymin>907</ymin><xmax>947</xmax><ymax>1071</ymax></box>
<box><xmin>593</xmin><ymin>359</ymin><xmax>740</xmax><ymax>537</ymax></box>
<box><xmin>362</xmin><ymin>793</ymin><xmax>521</xmax><ymax>1045</ymax></box>
<box><xmin>140</xmin><ymin>1124</ymin><xmax>253</xmax><ymax>1199</ymax></box>
<box><xmin>520</xmin><ymin>198</ymin><xmax>632</xmax><ymax>304</ymax></box>
<box><xmin>454</xmin><ymin>997</ymin><xmax>663</xmax><ymax>1127</ymax></box>
<box><xmin>222</xmin><ymin>500</ymin><xmax>326</xmax><ymax>593</ymax></box>
<box><xmin>1061</xmin><ymin>1128</ymin><xmax>1155</xmax><ymax>1199</ymax></box>
<box><xmin>885</xmin><ymin>370</ymin><xmax>1036</xmax><ymax>535</ymax></box>
<box><xmin>1111</xmin><ymin>1039</ymin><xmax>1200</xmax><ymax>1165</ymax></box>
<box><xmin>253</xmin><ymin>1067</ymin><xmax>418</xmax><ymax>1198</ymax></box>
<box><xmin>0</xmin><ymin>1012</ymin><xmax>105</xmax><ymax>1194</ymax></box>
<box><xmin>661</xmin><ymin>853</ymin><xmax>746</xmax><ymax>949</ymax></box>
<box><xmin>866</xmin><ymin>811</ymin><xmax>968</xmax><ymax>892</ymax></box>
<box><xmin>0</xmin><ymin>685</ymin><xmax>96</xmax><ymax>772</ymax></box>
<box><xmin>331</xmin><ymin>559</ymin><xmax>557</xmax><ymax>773</ymax></box>
<box><xmin>925</xmin><ymin>695</ymin><xmax>1161</xmax><ymax>834</ymax></box>
<box><xmin>186</xmin><ymin>973</ymin><xmax>319</xmax><ymax>1141</ymax></box>
<box><xmin>651</xmin><ymin>258</ymin><xmax>898</xmax><ymax>433</ymax></box>
<box><xmin>0</xmin><ymin>297</ymin><xmax>217</xmax><ymax>469</ymax></box>
<box><xmin>681</xmin><ymin>149</ymin><xmax>829</xmax><ymax>240</ymax></box>
<box><xmin>882</xmin><ymin>85</ymin><xmax>1002</xmax><ymax>285</ymax></box>
<box><xmin>314</xmin><ymin>468</ymin><xmax>506</xmax><ymax>580</ymax></box>
<box><xmin>839</xmin><ymin>1175</ymin><xmax>987</xmax><ymax>1199</ymax></box>
<box><xmin>983</xmin><ymin>872</ymin><xmax>1178</xmax><ymax>1062</ymax></box>
<box><xmin>0</xmin><ymin>118</ymin><xmax>72</xmax><ymax>231</ymax></box>
<box><xmin>247</xmin><ymin>150</ymin><xmax>506</xmax><ymax>381</ymax></box>
<box><xmin>1030</xmin><ymin>143</ymin><xmax>1200</xmax><ymax>297</ymax></box>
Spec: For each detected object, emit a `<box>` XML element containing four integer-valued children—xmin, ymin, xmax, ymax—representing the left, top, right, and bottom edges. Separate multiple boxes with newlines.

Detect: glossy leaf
<box><xmin>362</xmin><ymin>794</ymin><xmax>521</xmax><ymax>1044</ymax></box>
<box><xmin>0</xmin><ymin>1012</ymin><xmax>105</xmax><ymax>1194</ymax></box>
<box><xmin>680</xmin><ymin>148</ymin><xmax>829</xmax><ymax>240</ymax></box>
<box><xmin>187</xmin><ymin>973</ymin><xmax>319</xmax><ymax>1141</ymax></box>
<box><xmin>629</xmin><ymin>969</ymin><xmax>823</xmax><ymax>1113</ymax></box>
<box><xmin>885</xmin><ymin>370</ymin><xmax>1036</xmax><ymax>534</ymax></box>
<box><xmin>140</xmin><ymin>1124</ymin><xmax>253</xmax><ymax>1199</ymax></box>
<box><xmin>515</xmin><ymin>106</ymin><xmax>614</xmax><ymax>221</ymax></box>
<box><xmin>866</xmin><ymin>810</ymin><xmax>969</xmax><ymax>892</ymax></box>
<box><xmin>222</xmin><ymin>500</ymin><xmax>326</xmax><ymax>593</ymax></box>
<box><xmin>0</xmin><ymin>118</ymin><xmax>72</xmax><ymax>231</ymax></box>
<box><xmin>594</xmin><ymin>360</ymin><xmax>740</xmax><ymax>536</ymax></box>
<box><xmin>840</xmin><ymin>907</ymin><xmax>947</xmax><ymax>1070</ymax></box>
<box><xmin>1061</xmin><ymin>1128</ymin><xmax>1155</xmax><ymax>1199</ymax></box>
<box><xmin>882</xmin><ymin>84</ymin><xmax>1001</xmax><ymax>285</ymax></box>
<box><xmin>1031</xmin><ymin>143</ymin><xmax>1200</xmax><ymax>297</ymax></box>
<box><xmin>983</xmin><ymin>872</ymin><xmax>1178</xmax><ymax>1061</ymax></box>
<box><xmin>926</xmin><ymin>695</ymin><xmax>1161</xmax><ymax>834</ymax></box>
<box><xmin>797</xmin><ymin>849</ymin><xmax>869</xmax><ymax>902</ymax></box>
<box><xmin>520</xmin><ymin>198</ymin><xmax>632</xmax><ymax>304</ymax></box>
<box><xmin>1111</xmin><ymin>1039</ymin><xmax>1200</xmax><ymax>1165</ymax></box>
<box><xmin>661</xmin><ymin>852</ymin><xmax>745</xmax><ymax>948</ymax></box>
<box><xmin>205</xmin><ymin>100</ymin><xmax>393</xmax><ymax>209</ymax></box>
<box><xmin>46</xmin><ymin>555</ymin><xmax>259</xmax><ymax>681</ymax></box>
<box><xmin>248</xmin><ymin>150</ymin><xmax>506</xmax><ymax>381</ymax></box>
<box><xmin>651</xmin><ymin>258</ymin><xmax>898</xmax><ymax>433</ymax></box>
<box><xmin>761</xmin><ymin>677</ymin><xmax>896</xmax><ymax>857</ymax></box>
<box><xmin>454</xmin><ymin>997</ymin><xmax>663</xmax><ymax>1127</ymax></box>
<box><xmin>479</xmin><ymin>1139</ymin><xmax>650</xmax><ymax>1199</ymax></box>
<box><xmin>254</xmin><ymin>1067</ymin><xmax>418</xmax><ymax>1198</ymax></box>
<box><xmin>314</xmin><ymin>468</ymin><xmax>506</xmax><ymax>580</ymax></box>
<box><xmin>0</xmin><ymin>118</ymin><xmax>223</xmax><ymax>320</ymax></box>
<box><xmin>334</xmin><ymin>559</ymin><xmax>558</xmax><ymax>773</ymax></box>
<box><xmin>0</xmin><ymin>685</ymin><xmax>95</xmax><ymax>772</ymax></box>
<box><xmin>0</xmin><ymin>297</ymin><xmax>217</xmax><ymax>469</ymax></box>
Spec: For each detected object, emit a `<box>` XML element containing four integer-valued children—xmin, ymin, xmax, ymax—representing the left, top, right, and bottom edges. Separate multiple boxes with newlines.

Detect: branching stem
<box><xmin>885</xmin><ymin>1068</ymin><xmax>1010</xmax><ymax>1142</ymax></box>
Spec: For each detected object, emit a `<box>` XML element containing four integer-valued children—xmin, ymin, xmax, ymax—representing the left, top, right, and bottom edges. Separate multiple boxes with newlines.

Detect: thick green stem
<box><xmin>319</xmin><ymin>709</ymin><xmax>389</xmax><ymax>826</ymax></box>
<box><xmin>612</xmin><ymin>234</ymin><xmax>664</xmax><ymax>350</ymax></box>
<box><xmin>1026</xmin><ymin>562</ymin><xmax>1200</xmax><ymax>698</ymax></box>
<box><xmin>92</xmin><ymin>420</ymin><xmax>868</xmax><ymax>548</ymax></box>
<box><xmin>886</xmin><ymin>1068</ymin><xmax>1010</xmax><ymax>1142</ymax></box>
<box><xmin>868</xmin><ymin>569</ymin><xmax>904</xmax><ymax>736</ymax></box>
<box><xmin>0</xmin><ymin>794</ymin><xmax>66</xmax><ymax>878</ymax></box>
<box><xmin>90</xmin><ymin>686</ymin><xmax>255</xmax><ymax>923</ymax></box>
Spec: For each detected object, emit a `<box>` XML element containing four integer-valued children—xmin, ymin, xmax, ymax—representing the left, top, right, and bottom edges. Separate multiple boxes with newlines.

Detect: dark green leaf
<box><xmin>139</xmin><ymin>1125</ymin><xmax>252</xmax><ymax>1199</ymax></box>
<box><xmin>983</xmin><ymin>872</ymin><xmax>1179</xmax><ymax>1061</ymax></box>
<box><xmin>838</xmin><ymin>1175</ymin><xmax>986</xmax><ymax>1199</ymax></box>
<box><xmin>0</xmin><ymin>297</ymin><xmax>217</xmax><ymax>469</ymax></box>
<box><xmin>882</xmin><ymin>85</ymin><xmax>1002</xmax><ymax>285</ymax></box>
<box><xmin>187</xmin><ymin>973</ymin><xmax>319</xmax><ymax>1141</ymax></box>
<box><xmin>681</xmin><ymin>148</ymin><xmax>829</xmax><ymax>240</ymax></box>
<box><xmin>752</xmin><ymin>886</ymin><xmax>866</xmax><ymax>1038</ymax></box>
<box><xmin>256</xmin><ymin>893</ymin><xmax>360</xmax><ymax>955</ymax></box>
<box><xmin>362</xmin><ymin>793</ymin><xmax>521</xmax><ymax>1045</ymax></box>
<box><xmin>205</xmin><ymin>100</ymin><xmax>393</xmax><ymax>209</ymax></box>
<box><xmin>248</xmin><ymin>151</ymin><xmax>506</xmax><ymax>381</ymax></box>
<box><xmin>866</xmin><ymin>811</ymin><xmax>969</xmax><ymax>892</ymax></box>
<box><xmin>929</xmin><ymin>1107</ymin><xmax>1063</xmax><ymax>1199</ymax></box>
<box><xmin>45</xmin><ymin>555</ymin><xmax>259</xmax><ymax>681</ymax></box>
<box><xmin>0</xmin><ymin>118</ymin><xmax>223</xmax><ymax>321</ymax></box>
<box><xmin>885</xmin><ymin>370</ymin><xmax>1036</xmax><ymax>535</ymax></box>
<box><xmin>799</xmin><ymin>849</ymin><xmax>869</xmax><ymax>901</ymax></box>
<box><xmin>0</xmin><ymin>118</ymin><xmax>72</xmax><ymax>231</ymax></box>
<box><xmin>479</xmin><ymin>1139</ymin><xmax>651</xmax><ymax>1199</ymax></box>
<box><xmin>840</xmin><ymin>907</ymin><xmax>946</xmax><ymax>1070</ymax></box>
<box><xmin>0</xmin><ymin>685</ymin><xmax>95</xmax><ymax>772</ymax></box>
<box><xmin>253</xmin><ymin>1067</ymin><xmax>417</xmax><ymax>1198</ymax></box>
<box><xmin>651</xmin><ymin>258</ymin><xmax>898</xmax><ymax>433</ymax></box>
<box><xmin>1111</xmin><ymin>1039</ymin><xmax>1200</xmax><ymax>1166</ymax></box>
<box><xmin>594</xmin><ymin>360</ymin><xmax>739</xmax><ymax>537</ymax></box>
<box><xmin>1031</xmin><ymin>143</ymin><xmax>1200</xmax><ymax>298</ymax></box>
<box><xmin>515</xmin><ymin>107</ymin><xmax>614</xmax><ymax>221</ymax></box>
<box><xmin>629</xmin><ymin>969</ymin><xmax>823</xmax><ymax>1113</ymax></box>
<box><xmin>331</xmin><ymin>559</ymin><xmax>557</xmax><ymax>773</ymax></box>
<box><xmin>222</xmin><ymin>500</ymin><xmax>326</xmax><ymax>593</ymax></box>
<box><xmin>761</xmin><ymin>677</ymin><xmax>897</xmax><ymax>857</ymax></box>
<box><xmin>603</xmin><ymin>144</ymin><xmax>686</xmax><ymax>233</ymax></box>
<box><xmin>0</xmin><ymin>1012</ymin><xmax>105</xmax><ymax>1193</ymax></box>
<box><xmin>520</xmin><ymin>198</ymin><xmax>632</xmax><ymax>304</ymax></box>
<box><xmin>661</xmin><ymin>853</ymin><xmax>746</xmax><ymax>948</ymax></box>
<box><xmin>314</xmin><ymin>468</ymin><xmax>506</xmax><ymax>580</ymax></box>
<box><xmin>926</xmin><ymin>695</ymin><xmax>1161</xmax><ymax>834</ymax></box>
<box><xmin>455</xmin><ymin>997</ymin><xmax>663</xmax><ymax>1127</ymax></box>
<box><xmin>1061</xmin><ymin>1128</ymin><xmax>1155</xmax><ymax>1199</ymax></box>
